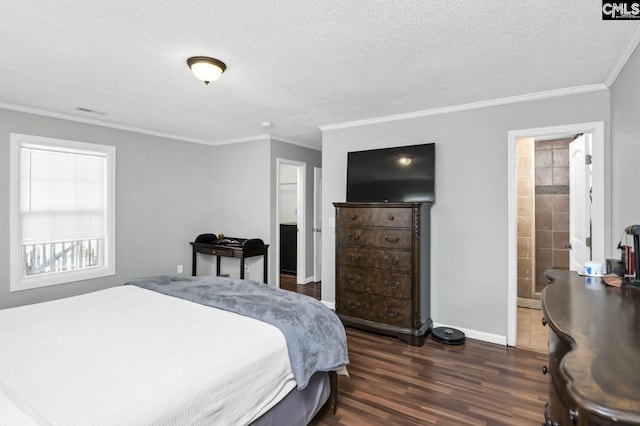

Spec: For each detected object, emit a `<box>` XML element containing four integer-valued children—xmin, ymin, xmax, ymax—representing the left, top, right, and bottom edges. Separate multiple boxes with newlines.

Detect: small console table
<box><xmin>190</xmin><ymin>234</ymin><xmax>269</xmax><ymax>283</ymax></box>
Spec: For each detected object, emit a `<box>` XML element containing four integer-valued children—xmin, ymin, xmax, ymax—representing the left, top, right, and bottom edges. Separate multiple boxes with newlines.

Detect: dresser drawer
<box><xmin>333</xmin><ymin>202</ymin><xmax>432</xmax><ymax>347</ymax></box>
<box><xmin>338</xmin><ymin>228</ymin><xmax>413</xmax><ymax>250</ymax></box>
<box><xmin>338</xmin><ymin>266</ymin><xmax>411</xmax><ymax>299</ymax></box>
<box><xmin>337</xmin><ymin>207</ymin><xmax>370</xmax><ymax>226</ymax></box>
<box><xmin>547</xmin><ymin>325</ymin><xmax>573</xmax><ymax>408</ymax></box>
<box><xmin>339</xmin><ymin>247</ymin><xmax>412</xmax><ymax>272</ymax></box>
<box><xmin>370</xmin><ymin>207</ymin><xmax>412</xmax><ymax>227</ymax></box>
<box><xmin>339</xmin><ymin>289</ymin><xmax>412</xmax><ymax>327</ymax></box>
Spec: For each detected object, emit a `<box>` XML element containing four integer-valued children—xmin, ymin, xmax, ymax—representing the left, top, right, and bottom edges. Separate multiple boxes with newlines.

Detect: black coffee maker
<box><xmin>625</xmin><ymin>225</ymin><xmax>640</xmax><ymax>286</ymax></box>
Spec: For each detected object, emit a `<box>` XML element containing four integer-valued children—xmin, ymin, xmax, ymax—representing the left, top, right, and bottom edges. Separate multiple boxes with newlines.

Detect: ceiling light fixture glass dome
<box><xmin>187</xmin><ymin>56</ymin><xmax>227</xmax><ymax>85</ymax></box>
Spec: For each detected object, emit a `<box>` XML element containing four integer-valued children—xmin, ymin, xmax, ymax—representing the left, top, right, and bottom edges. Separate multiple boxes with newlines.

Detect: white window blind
<box><xmin>10</xmin><ymin>134</ymin><xmax>116</xmax><ymax>291</ymax></box>
<box><xmin>21</xmin><ymin>145</ymin><xmax>107</xmax><ymax>244</ymax></box>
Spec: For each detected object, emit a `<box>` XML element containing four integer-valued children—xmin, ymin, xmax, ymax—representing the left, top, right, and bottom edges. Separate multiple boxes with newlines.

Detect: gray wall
<box><xmin>271</xmin><ymin>139</ymin><xmax>322</xmax><ymax>283</ymax></box>
<box><xmin>199</xmin><ymin>139</ymin><xmax>272</xmax><ymax>282</ymax></box>
<box><xmin>0</xmin><ymin>108</ymin><xmax>218</xmax><ymax>309</ymax></box>
<box><xmin>321</xmin><ymin>90</ymin><xmax>611</xmax><ymax>338</ymax></box>
<box><xmin>610</xmin><ymin>44</ymin><xmax>640</xmax><ymax>237</ymax></box>
<box><xmin>1</xmin><ymin>112</ymin><xmax>320</xmax><ymax>309</ymax></box>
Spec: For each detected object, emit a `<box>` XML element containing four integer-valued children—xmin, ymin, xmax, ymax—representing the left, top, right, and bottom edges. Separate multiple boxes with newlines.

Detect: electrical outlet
<box><xmin>177</xmin><ymin>264</ymin><xmax>183</xmax><ymax>274</ymax></box>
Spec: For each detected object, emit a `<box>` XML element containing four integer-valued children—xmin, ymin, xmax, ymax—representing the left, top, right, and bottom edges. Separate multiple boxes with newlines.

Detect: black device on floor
<box><xmin>431</xmin><ymin>327</ymin><xmax>466</xmax><ymax>345</ymax></box>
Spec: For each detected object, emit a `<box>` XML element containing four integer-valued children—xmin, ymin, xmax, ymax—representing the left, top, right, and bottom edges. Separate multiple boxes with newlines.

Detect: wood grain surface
<box><xmin>280</xmin><ymin>278</ymin><xmax>548</xmax><ymax>425</ymax></box>
<box><xmin>311</xmin><ymin>327</ymin><xmax>548</xmax><ymax>425</ymax></box>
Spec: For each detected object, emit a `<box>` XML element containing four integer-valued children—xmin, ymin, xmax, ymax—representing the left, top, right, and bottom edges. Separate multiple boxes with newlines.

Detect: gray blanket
<box><xmin>125</xmin><ymin>275</ymin><xmax>349</xmax><ymax>390</ymax></box>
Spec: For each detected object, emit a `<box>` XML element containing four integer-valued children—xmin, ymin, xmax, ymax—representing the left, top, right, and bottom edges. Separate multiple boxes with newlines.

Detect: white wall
<box><xmin>321</xmin><ymin>90</ymin><xmax>611</xmax><ymax>340</ymax></box>
<box><xmin>198</xmin><ymin>139</ymin><xmax>271</xmax><ymax>282</ymax></box>
<box><xmin>610</xmin><ymin>44</ymin><xmax>640</xmax><ymax>236</ymax></box>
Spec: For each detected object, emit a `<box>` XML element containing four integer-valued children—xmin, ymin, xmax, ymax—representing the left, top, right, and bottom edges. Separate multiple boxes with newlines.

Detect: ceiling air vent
<box><xmin>75</xmin><ymin>107</ymin><xmax>107</xmax><ymax>115</ymax></box>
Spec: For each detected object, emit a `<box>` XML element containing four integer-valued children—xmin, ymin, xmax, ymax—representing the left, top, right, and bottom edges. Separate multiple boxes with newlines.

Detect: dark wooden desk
<box><xmin>542</xmin><ymin>270</ymin><xmax>640</xmax><ymax>425</ymax></box>
<box><xmin>190</xmin><ymin>238</ymin><xmax>269</xmax><ymax>283</ymax></box>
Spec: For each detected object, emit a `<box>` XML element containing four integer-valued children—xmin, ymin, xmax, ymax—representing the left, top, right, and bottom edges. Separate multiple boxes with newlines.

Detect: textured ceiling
<box><xmin>1</xmin><ymin>1</ymin><xmax>639</xmax><ymax>149</ymax></box>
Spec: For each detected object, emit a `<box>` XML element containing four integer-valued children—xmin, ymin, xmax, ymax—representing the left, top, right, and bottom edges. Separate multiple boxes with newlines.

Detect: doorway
<box><xmin>516</xmin><ymin>134</ymin><xmax>592</xmax><ymax>307</ymax></box>
<box><xmin>276</xmin><ymin>159</ymin><xmax>306</xmax><ymax>287</ymax></box>
<box><xmin>507</xmin><ymin>122</ymin><xmax>605</xmax><ymax>347</ymax></box>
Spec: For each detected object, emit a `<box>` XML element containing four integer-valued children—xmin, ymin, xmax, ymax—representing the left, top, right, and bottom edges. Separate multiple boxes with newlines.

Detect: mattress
<box><xmin>0</xmin><ymin>286</ymin><xmax>297</xmax><ymax>425</ymax></box>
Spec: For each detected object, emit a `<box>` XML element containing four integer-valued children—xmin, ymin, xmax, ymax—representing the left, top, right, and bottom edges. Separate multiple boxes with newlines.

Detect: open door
<box><xmin>569</xmin><ymin>133</ymin><xmax>592</xmax><ymax>271</ymax></box>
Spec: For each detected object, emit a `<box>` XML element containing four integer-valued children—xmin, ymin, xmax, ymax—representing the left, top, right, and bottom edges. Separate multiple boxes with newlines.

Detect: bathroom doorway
<box><xmin>515</xmin><ymin>134</ymin><xmax>591</xmax><ymax>308</ymax></box>
<box><xmin>507</xmin><ymin>122</ymin><xmax>605</xmax><ymax>347</ymax></box>
<box><xmin>276</xmin><ymin>159</ymin><xmax>306</xmax><ymax>287</ymax></box>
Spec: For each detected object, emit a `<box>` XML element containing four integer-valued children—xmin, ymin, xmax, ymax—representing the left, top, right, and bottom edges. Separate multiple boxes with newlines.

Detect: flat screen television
<box><xmin>346</xmin><ymin>143</ymin><xmax>435</xmax><ymax>203</ymax></box>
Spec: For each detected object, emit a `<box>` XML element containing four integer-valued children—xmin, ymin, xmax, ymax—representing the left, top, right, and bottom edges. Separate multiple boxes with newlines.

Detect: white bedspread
<box><xmin>0</xmin><ymin>286</ymin><xmax>296</xmax><ymax>425</ymax></box>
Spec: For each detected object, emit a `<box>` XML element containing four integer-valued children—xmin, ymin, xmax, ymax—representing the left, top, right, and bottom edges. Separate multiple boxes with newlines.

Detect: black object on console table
<box><xmin>541</xmin><ymin>269</ymin><xmax>640</xmax><ymax>425</ymax></box>
<box><xmin>333</xmin><ymin>202</ymin><xmax>432</xmax><ymax>346</ymax></box>
<box><xmin>190</xmin><ymin>234</ymin><xmax>269</xmax><ymax>283</ymax></box>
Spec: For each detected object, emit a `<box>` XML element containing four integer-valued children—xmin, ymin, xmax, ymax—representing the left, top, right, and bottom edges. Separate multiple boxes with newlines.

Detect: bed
<box><xmin>0</xmin><ymin>275</ymin><xmax>349</xmax><ymax>425</ymax></box>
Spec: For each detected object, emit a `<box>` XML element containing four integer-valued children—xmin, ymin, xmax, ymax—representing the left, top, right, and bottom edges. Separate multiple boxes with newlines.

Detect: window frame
<box><xmin>9</xmin><ymin>133</ymin><xmax>116</xmax><ymax>291</ymax></box>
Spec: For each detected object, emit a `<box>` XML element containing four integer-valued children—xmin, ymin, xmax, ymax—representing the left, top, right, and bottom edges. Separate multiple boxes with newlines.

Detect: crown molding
<box><xmin>0</xmin><ymin>101</ymin><xmax>229</xmax><ymax>145</ymax></box>
<box><xmin>319</xmin><ymin>83</ymin><xmax>609</xmax><ymax>132</ymax></box>
<box><xmin>271</xmin><ymin>136</ymin><xmax>321</xmax><ymax>151</ymax></box>
<box><xmin>0</xmin><ymin>101</ymin><xmax>276</xmax><ymax>147</ymax></box>
<box><xmin>604</xmin><ymin>24</ymin><xmax>640</xmax><ymax>87</ymax></box>
<box><xmin>207</xmin><ymin>133</ymin><xmax>271</xmax><ymax>145</ymax></box>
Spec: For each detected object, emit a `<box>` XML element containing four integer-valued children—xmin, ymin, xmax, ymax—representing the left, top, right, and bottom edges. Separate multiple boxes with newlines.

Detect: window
<box><xmin>10</xmin><ymin>134</ymin><xmax>116</xmax><ymax>291</ymax></box>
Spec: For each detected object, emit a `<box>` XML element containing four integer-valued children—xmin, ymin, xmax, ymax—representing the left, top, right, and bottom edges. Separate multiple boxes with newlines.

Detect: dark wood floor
<box><xmin>312</xmin><ymin>328</ymin><xmax>548</xmax><ymax>425</ymax></box>
<box><xmin>279</xmin><ymin>276</ymin><xmax>549</xmax><ymax>425</ymax></box>
<box><xmin>279</xmin><ymin>274</ymin><xmax>321</xmax><ymax>299</ymax></box>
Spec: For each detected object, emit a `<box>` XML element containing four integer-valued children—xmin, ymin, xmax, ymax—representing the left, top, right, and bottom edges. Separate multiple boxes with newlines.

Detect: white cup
<box><xmin>584</xmin><ymin>261</ymin><xmax>603</xmax><ymax>276</ymax></box>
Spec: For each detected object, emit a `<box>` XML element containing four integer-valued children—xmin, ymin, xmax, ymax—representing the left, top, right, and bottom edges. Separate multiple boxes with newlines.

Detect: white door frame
<box><xmin>507</xmin><ymin>121</ymin><xmax>605</xmax><ymax>346</ymax></box>
<box><xmin>276</xmin><ymin>158</ymin><xmax>306</xmax><ymax>287</ymax></box>
<box><xmin>313</xmin><ymin>167</ymin><xmax>322</xmax><ymax>282</ymax></box>
<box><xmin>569</xmin><ymin>133</ymin><xmax>592</xmax><ymax>271</ymax></box>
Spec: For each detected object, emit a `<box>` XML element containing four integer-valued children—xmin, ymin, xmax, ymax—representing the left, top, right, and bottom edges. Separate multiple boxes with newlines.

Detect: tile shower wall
<box><xmin>535</xmin><ymin>137</ymin><xmax>572</xmax><ymax>293</ymax></box>
<box><xmin>517</xmin><ymin>138</ymin><xmax>535</xmax><ymax>299</ymax></box>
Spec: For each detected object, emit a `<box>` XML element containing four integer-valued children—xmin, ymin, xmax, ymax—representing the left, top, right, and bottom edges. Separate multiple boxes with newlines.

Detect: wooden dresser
<box><xmin>279</xmin><ymin>223</ymin><xmax>297</xmax><ymax>275</ymax></box>
<box><xmin>333</xmin><ymin>202</ymin><xmax>432</xmax><ymax>346</ymax></box>
<box><xmin>541</xmin><ymin>270</ymin><xmax>640</xmax><ymax>426</ymax></box>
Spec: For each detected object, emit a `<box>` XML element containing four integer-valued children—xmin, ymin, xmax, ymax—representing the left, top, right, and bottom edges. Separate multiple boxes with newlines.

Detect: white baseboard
<box><xmin>321</xmin><ymin>300</ymin><xmax>335</xmax><ymax>310</ymax></box>
<box><xmin>432</xmin><ymin>322</ymin><xmax>507</xmax><ymax>346</ymax></box>
<box><xmin>317</xmin><ymin>313</ymin><xmax>507</xmax><ymax>345</ymax></box>
<box><xmin>299</xmin><ymin>275</ymin><xmax>315</xmax><ymax>284</ymax></box>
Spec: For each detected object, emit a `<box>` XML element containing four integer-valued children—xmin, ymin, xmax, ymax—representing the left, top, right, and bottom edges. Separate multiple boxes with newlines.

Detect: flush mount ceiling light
<box><xmin>186</xmin><ymin>56</ymin><xmax>226</xmax><ymax>85</ymax></box>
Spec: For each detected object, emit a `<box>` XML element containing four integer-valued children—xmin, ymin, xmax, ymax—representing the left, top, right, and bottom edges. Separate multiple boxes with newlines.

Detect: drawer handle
<box><xmin>384</xmin><ymin>236</ymin><xmax>400</xmax><ymax>243</ymax></box>
<box><xmin>347</xmin><ymin>302</ymin><xmax>361</xmax><ymax>311</ymax></box>
<box><xmin>350</xmin><ymin>214</ymin><xmax>358</xmax><ymax>220</ymax></box>
<box><xmin>542</xmin><ymin>365</ymin><xmax>549</xmax><ymax>375</ymax></box>
<box><xmin>569</xmin><ymin>409</ymin><xmax>579</xmax><ymax>422</ymax></box>
<box><xmin>347</xmin><ymin>234</ymin><xmax>360</xmax><ymax>241</ymax></box>
<box><xmin>542</xmin><ymin>317</ymin><xmax>547</xmax><ymax>326</ymax></box>
<box><xmin>384</xmin><ymin>257</ymin><xmax>400</xmax><ymax>266</ymax></box>
<box><xmin>348</xmin><ymin>255</ymin><xmax>361</xmax><ymax>263</ymax></box>
<box><xmin>384</xmin><ymin>308</ymin><xmax>400</xmax><ymax>317</ymax></box>
<box><xmin>347</xmin><ymin>276</ymin><xmax>361</xmax><ymax>285</ymax></box>
<box><xmin>388</xmin><ymin>214</ymin><xmax>395</xmax><ymax>221</ymax></box>
<box><xmin>544</xmin><ymin>403</ymin><xmax>559</xmax><ymax>426</ymax></box>
<box><xmin>383</xmin><ymin>281</ymin><xmax>399</xmax><ymax>291</ymax></box>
